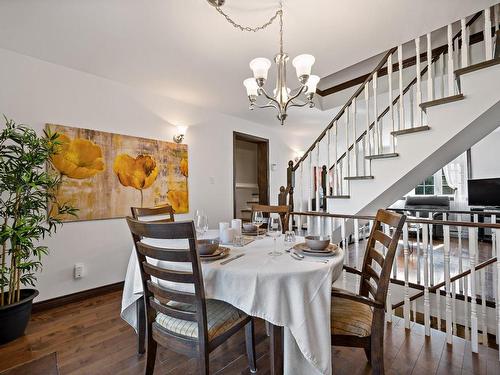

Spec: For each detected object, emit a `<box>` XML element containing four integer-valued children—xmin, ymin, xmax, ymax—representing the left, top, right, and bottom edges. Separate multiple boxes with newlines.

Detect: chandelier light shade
<box><xmin>292</xmin><ymin>54</ymin><xmax>316</xmax><ymax>82</ymax></box>
<box><xmin>249</xmin><ymin>58</ymin><xmax>272</xmax><ymax>82</ymax></box>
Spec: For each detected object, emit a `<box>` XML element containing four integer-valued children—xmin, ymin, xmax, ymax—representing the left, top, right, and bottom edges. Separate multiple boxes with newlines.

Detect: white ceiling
<box><xmin>0</xmin><ymin>0</ymin><xmax>496</xmax><ymax>140</ymax></box>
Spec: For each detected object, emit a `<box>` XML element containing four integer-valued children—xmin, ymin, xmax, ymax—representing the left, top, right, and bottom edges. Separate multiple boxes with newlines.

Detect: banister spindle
<box><xmin>461</xmin><ymin>18</ymin><xmax>469</xmax><ymax>68</ymax></box>
<box><xmin>416</xmin><ymin>212</ymin><xmax>421</xmax><ymax>284</ymax></box>
<box><xmin>429</xmin><ymin>223</ymin><xmax>434</xmax><ymax>286</ymax></box>
<box><xmin>334</xmin><ymin>121</ymin><xmax>338</xmax><ymax>195</ymax></box>
<box><xmin>492</xmin><ymin>215</ymin><xmax>498</xmax><ymax>345</ymax></box>
<box><xmin>327</xmin><ymin>128</ymin><xmax>331</xmax><ymax>196</ymax></box>
<box><xmin>316</xmin><ymin>144</ymin><xmax>320</xmax><ymax>214</ymax></box>
<box><xmin>299</xmin><ymin>162</ymin><xmax>303</xmax><ymax>233</ymax></box>
<box><xmin>426</xmin><ymin>33</ymin><xmax>434</xmax><ymax>101</ymax></box>
<box><xmin>481</xmin><ymin>267</ymin><xmax>487</xmax><ymax>346</ymax></box>
<box><xmin>458</xmin><ymin>224</ymin><xmax>464</xmax><ymax>293</ymax></box>
<box><xmin>447</xmin><ymin>24</ymin><xmax>455</xmax><ymax>97</ymax></box>
<box><xmin>423</xmin><ymin>223</ymin><xmax>431</xmax><ymax>336</ymax></box>
<box><xmin>496</xmin><ymin>228</ymin><xmax>500</xmax><ymax>359</ymax></box>
<box><xmin>364</xmin><ymin>83</ymin><xmax>371</xmax><ymax>175</ymax></box>
<box><xmin>403</xmin><ymin>222</ymin><xmax>410</xmax><ymax>328</ymax></box>
<box><xmin>388</xmin><ymin>52</ymin><xmax>395</xmax><ymax>152</ymax></box>
<box><xmin>440</xmin><ymin>52</ymin><xmax>445</xmax><ymax>99</ymax></box>
<box><xmin>352</xmin><ymin>98</ymin><xmax>358</xmax><ymax>177</ymax></box>
<box><xmin>397</xmin><ymin>45</ymin><xmax>404</xmax><ymax>130</ymax></box>
<box><xmin>345</xmin><ymin>109</ymin><xmax>350</xmax><ymax>185</ymax></box>
<box><xmin>307</xmin><ymin>153</ymin><xmax>312</xmax><ymax>234</ymax></box>
<box><xmin>372</xmin><ymin>72</ymin><xmax>379</xmax><ymax>154</ymax></box>
<box><xmin>415</xmin><ymin>37</ymin><xmax>422</xmax><ymax>123</ymax></box>
<box><xmin>469</xmin><ymin>227</ymin><xmax>478</xmax><ymax>353</ymax></box>
<box><xmin>444</xmin><ymin>224</ymin><xmax>452</xmax><ymax>344</ymax></box>
<box><xmin>485</xmin><ymin>7</ymin><xmax>493</xmax><ymax>61</ymax></box>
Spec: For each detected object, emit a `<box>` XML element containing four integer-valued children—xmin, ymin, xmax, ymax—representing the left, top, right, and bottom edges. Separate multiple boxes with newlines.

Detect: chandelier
<box><xmin>208</xmin><ymin>0</ymin><xmax>319</xmax><ymax>125</ymax></box>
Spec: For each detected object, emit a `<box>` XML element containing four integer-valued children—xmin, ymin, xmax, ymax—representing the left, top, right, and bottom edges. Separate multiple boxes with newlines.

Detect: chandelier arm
<box><xmin>284</xmin><ymin>85</ymin><xmax>308</xmax><ymax>111</ymax></box>
<box><xmin>259</xmin><ymin>88</ymin><xmax>281</xmax><ymax>108</ymax></box>
<box><xmin>252</xmin><ymin>102</ymin><xmax>280</xmax><ymax>110</ymax></box>
<box><xmin>287</xmin><ymin>101</ymin><xmax>310</xmax><ymax>109</ymax></box>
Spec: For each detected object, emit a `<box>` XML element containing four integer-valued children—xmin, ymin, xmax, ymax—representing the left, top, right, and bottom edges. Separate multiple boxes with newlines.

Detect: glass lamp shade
<box><xmin>243</xmin><ymin>78</ymin><xmax>259</xmax><ymax>97</ymax></box>
<box><xmin>305</xmin><ymin>75</ymin><xmax>320</xmax><ymax>94</ymax></box>
<box><xmin>176</xmin><ymin>125</ymin><xmax>188</xmax><ymax>135</ymax></box>
<box><xmin>249</xmin><ymin>58</ymin><xmax>272</xmax><ymax>80</ymax></box>
<box><xmin>292</xmin><ymin>54</ymin><xmax>315</xmax><ymax>79</ymax></box>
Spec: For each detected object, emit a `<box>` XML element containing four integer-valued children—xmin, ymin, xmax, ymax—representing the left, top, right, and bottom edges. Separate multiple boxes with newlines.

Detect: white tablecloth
<box><xmin>121</xmin><ymin>230</ymin><xmax>344</xmax><ymax>375</ymax></box>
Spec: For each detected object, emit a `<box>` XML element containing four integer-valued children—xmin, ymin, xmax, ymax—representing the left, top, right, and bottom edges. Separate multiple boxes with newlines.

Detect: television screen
<box><xmin>468</xmin><ymin>178</ymin><xmax>500</xmax><ymax>207</ymax></box>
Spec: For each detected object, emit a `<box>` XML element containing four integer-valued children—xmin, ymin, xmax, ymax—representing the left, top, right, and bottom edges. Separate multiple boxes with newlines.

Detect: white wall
<box><xmin>471</xmin><ymin>127</ymin><xmax>500</xmax><ymax>179</ymax></box>
<box><xmin>0</xmin><ymin>48</ymin><xmax>294</xmax><ymax>301</ymax></box>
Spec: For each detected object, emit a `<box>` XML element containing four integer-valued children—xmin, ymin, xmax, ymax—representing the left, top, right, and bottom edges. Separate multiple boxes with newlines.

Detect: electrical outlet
<box><xmin>74</xmin><ymin>263</ymin><xmax>84</xmax><ymax>279</ymax></box>
<box><xmin>209</xmin><ymin>176</ymin><xmax>215</xmax><ymax>185</ymax></box>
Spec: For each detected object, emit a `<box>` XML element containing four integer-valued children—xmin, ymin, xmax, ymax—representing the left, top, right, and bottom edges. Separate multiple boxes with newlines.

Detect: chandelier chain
<box><xmin>214</xmin><ymin>2</ymin><xmax>282</xmax><ymax>33</ymax></box>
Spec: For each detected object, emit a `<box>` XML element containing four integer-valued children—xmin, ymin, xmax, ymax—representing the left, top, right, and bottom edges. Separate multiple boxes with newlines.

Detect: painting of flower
<box><xmin>46</xmin><ymin>124</ymin><xmax>189</xmax><ymax>221</ymax></box>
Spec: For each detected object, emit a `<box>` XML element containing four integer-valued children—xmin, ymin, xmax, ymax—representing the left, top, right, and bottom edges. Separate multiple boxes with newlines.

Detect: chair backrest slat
<box><xmin>131</xmin><ymin>204</ymin><xmax>175</xmax><ymax>222</ymax></box>
<box><xmin>143</xmin><ymin>262</ymin><xmax>195</xmax><ymax>284</ymax></box>
<box><xmin>359</xmin><ymin>209</ymin><xmax>406</xmax><ymax>305</ymax></box>
<box><xmin>137</xmin><ymin>242</ymin><xmax>192</xmax><ymax>262</ymax></box>
<box><xmin>150</xmin><ymin>297</ymin><xmax>197</xmax><ymax>322</ymax></box>
<box><xmin>251</xmin><ymin>204</ymin><xmax>290</xmax><ymax>232</ymax></box>
<box><xmin>147</xmin><ymin>281</ymin><xmax>197</xmax><ymax>305</ymax></box>
<box><xmin>128</xmin><ymin>219</ymin><xmax>195</xmax><ymax>240</ymax></box>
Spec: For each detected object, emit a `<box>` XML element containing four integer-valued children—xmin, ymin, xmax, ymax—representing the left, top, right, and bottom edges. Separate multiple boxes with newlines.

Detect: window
<box><xmin>441</xmin><ymin>170</ymin><xmax>455</xmax><ymax>195</ymax></box>
<box><xmin>415</xmin><ymin>176</ymin><xmax>435</xmax><ymax>195</ymax></box>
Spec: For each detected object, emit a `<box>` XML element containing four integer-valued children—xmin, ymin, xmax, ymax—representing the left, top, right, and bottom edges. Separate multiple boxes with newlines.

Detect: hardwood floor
<box><xmin>0</xmin><ymin>290</ymin><xmax>498</xmax><ymax>374</ymax></box>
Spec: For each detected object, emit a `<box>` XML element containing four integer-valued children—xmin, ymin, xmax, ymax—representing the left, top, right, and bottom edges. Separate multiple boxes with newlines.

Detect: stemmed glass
<box><xmin>267</xmin><ymin>213</ymin><xmax>283</xmax><ymax>256</ymax></box>
<box><xmin>252</xmin><ymin>211</ymin><xmax>264</xmax><ymax>239</ymax></box>
<box><xmin>195</xmin><ymin>210</ymin><xmax>208</xmax><ymax>236</ymax></box>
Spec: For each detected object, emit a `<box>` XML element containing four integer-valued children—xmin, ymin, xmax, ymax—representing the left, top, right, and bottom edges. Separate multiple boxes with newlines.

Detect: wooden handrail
<box><xmin>387</xmin><ymin>207</ymin><xmax>500</xmax><ymax>217</ymax></box>
<box><xmin>290</xmin><ymin>210</ymin><xmax>500</xmax><ymax>229</ymax></box>
<box><xmin>292</xmin><ymin>47</ymin><xmax>397</xmax><ymax>171</ymax></box>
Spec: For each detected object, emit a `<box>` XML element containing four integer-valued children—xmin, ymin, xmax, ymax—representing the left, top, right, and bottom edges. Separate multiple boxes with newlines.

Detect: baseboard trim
<box><xmin>32</xmin><ymin>281</ymin><xmax>124</xmax><ymax>313</ymax></box>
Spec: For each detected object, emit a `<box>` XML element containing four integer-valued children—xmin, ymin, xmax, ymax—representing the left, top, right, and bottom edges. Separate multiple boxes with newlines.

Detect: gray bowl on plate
<box><xmin>197</xmin><ymin>239</ymin><xmax>220</xmax><ymax>255</ymax></box>
<box><xmin>304</xmin><ymin>235</ymin><xmax>331</xmax><ymax>250</ymax></box>
<box><xmin>243</xmin><ymin>223</ymin><xmax>257</xmax><ymax>232</ymax></box>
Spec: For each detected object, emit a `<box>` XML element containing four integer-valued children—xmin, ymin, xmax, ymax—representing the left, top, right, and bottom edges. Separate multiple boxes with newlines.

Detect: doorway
<box><xmin>233</xmin><ymin>132</ymin><xmax>269</xmax><ymax>221</ymax></box>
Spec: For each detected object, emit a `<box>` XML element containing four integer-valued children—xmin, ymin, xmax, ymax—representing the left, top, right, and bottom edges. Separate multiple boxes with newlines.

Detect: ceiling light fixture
<box><xmin>210</xmin><ymin>0</ymin><xmax>319</xmax><ymax>125</ymax></box>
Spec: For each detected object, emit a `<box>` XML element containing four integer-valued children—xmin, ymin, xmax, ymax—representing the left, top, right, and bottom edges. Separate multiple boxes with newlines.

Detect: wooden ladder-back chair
<box><xmin>330</xmin><ymin>209</ymin><xmax>406</xmax><ymax>375</ymax></box>
<box><xmin>131</xmin><ymin>204</ymin><xmax>175</xmax><ymax>223</ymax></box>
<box><xmin>126</xmin><ymin>218</ymin><xmax>257</xmax><ymax>375</ymax></box>
<box><xmin>250</xmin><ymin>204</ymin><xmax>290</xmax><ymax>233</ymax></box>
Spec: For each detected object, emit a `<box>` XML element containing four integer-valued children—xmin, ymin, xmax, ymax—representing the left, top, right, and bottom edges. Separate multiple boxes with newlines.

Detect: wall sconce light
<box><xmin>173</xmin><ymin>126</ymin><xmax>187</xmax><ymax>144</ymax></box>
<box><xmin>294</xmin><ymin>150</ymin><xmax>304</xmax><ymax>163</ymax></box>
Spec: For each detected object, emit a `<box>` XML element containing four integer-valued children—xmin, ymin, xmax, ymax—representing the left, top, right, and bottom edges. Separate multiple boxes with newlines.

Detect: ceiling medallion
<box><xmin>210</xmin><ymin>0</ymin><xmax>319</xmax><ymax>125</ymax></box>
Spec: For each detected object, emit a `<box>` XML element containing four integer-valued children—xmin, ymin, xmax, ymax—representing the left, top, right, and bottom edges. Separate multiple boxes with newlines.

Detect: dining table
<box><xmin>120</xmin><ymin>229</ymin><xmax>344</xmax><ymax>375</ymax></box>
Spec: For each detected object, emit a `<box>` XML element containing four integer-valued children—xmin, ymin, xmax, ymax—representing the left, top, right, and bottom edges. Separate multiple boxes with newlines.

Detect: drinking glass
<box><xmin>195</xmin><ymin>212</ymin><xmax>208</xmax><ymax>236</ymax></box>
<box><xmin>267</xmin><ymin>213</ymin><xmax>283</xmax><ymax>256</ymax></box>
<box><xmin>252</xmin><ymin>211</ymin><xmax>264</xmax><ymax>239</ymax></box>
<box><xmin>284</xmin><ymin>230</ymin><xmax>296</xmax><ymax>251</ymax></box>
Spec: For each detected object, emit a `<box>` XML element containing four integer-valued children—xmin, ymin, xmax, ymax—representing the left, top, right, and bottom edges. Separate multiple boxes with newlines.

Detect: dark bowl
<box><xmin>304</xmin><ymin>235</ymin><xmax>331</xmax><ymax>250</ymax></box>
<box><xmin>197</xmin><ymin>239</ymin><xmax>220</xmax><ymax>255</ymax></box>
<box><xmin>242</xmin><ymin>223</ymin><xmax>258</xmax><ymax>232</ymax></box>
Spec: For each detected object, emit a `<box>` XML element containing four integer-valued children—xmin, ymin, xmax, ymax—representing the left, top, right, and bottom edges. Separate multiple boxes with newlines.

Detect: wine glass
<box><xmin>267</xmin><ymin>213</ymin><xmax>283</xmax><ymax>256</ymax></box>
<box><xmin>195</xmin><ymin>211</ymin><xmax>208</xmax><ymax>236</ymax></box>
<box><xmin>252</xmin><ymin>211</ymin><xmax>264</xmax><ymax>239</ymax></box>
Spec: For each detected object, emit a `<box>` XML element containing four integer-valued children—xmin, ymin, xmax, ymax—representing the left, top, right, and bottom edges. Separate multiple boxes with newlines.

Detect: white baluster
<box><xmin>429</xmin><ymin>223</ymin><xmax>434</xmax><ymax>285</ymax></box>
<box><xmin>469</xmin><ymin>227</ymin><xmax>478</xmax><ymax>353</ymax></box>
<box><xmin>372</xmin><ymin>72</ymin><xmax>379</xmax><ymax>154</ymax></box>
<box><xmin>426</xmin><ymin>33</ymin><xmax>434</xmax><ymax>101</ymax></box>
<box><xmin>447</xmin><ymin>24</ymin><xmax>455</xmax><ymax>96</ymax></box>
<box><xmin>415</xmin><ymin>37</ymin><xmax>423</xmax><ymax>127</ymax></box>
<box><xmin>452</xmin><ymin>280</ymin><xmax>458</xmax><ymax>336</ymax></box>
<box><xmin>334</xmin><ymin>121</ymin><xmax>338</xmax><ymax>195</ymax></box>
<box><xmin>352</xmin><ymin>98</ymin><xmax>358</xmax><ymax>177</ymax></box>
<box><xmin>388</xmin><ymin>53</ymin><xmax>395</xmax><ymax>152</ymax></box>
<box><xmin>327</xmin><ymin>128</ymin><xmax>331</xmax><ymax>196</ymax></box>
<box><xmin>464</xmin><ymin>272</ymin><xmax>470</xmax><ymax>340</ymax></box>
<box><xmin>398</xmin><ymin>45</ymin><xmax>404</xmax><ymax>130</ymax></box>
<box><xmin>307</xmin><ymin>153</ymin><xmax>312</xmax><ymax>234</ymax></box>
<box><xmin>345</xmin><ymin>109</ymin><xmax>350</xmax><ymax>183</ymax></box>
<box><xmin>416</xmin><ymin>212</ymin><xmax>421</xmax><ymax>284</ymax></box>
<box><xmin>364</xmin><ymin>83</ymin><xmax>371</xmax><ymax>175</ymax></box>
<box><xmin>481</xmin><ymin>267</ymin><xmax>488</xmax><ymax>345</ymax></box>
<box><xmin>444</xmin><ymin>224</ymin><xmax>452</xmax><ymax>343</ymax></box>
<box><xmin>354</xmin><ymin>218</ymin><xmax>359</xmax><ymax>243</ymax></box>
<box><xmin>316</xmin><ymin>144</ymin><xmax>320</xmax><ymax>214</ymax></box>
<box><xmin>458</xmin><ymin>225</ymin><xmax>464</xmax><ymax>293</ymax></box>
<box><xmin>485</xmin><ymin>7</ymin><xmax>493</xmax><ymax>61</ymax></box>
<box><xmin>299</xmin><ymin>162</ymin><xmax>303</xmax><ymax>232</ymax></box>
<box><xmin>440</xmin><ymin>52</ymin><xmax>445</xmax><ymax>99</ymax></box>
<box><xmin>412</xmin><ymin>300</ymin><xmax>417</xmax><ymax>323</ymax></box>
<box><xmin>496</xmin><ymin>228</ymin><xmax>500</xmax><ymax>359</ymax></box>
<box><xmin>341</xmin><ymin>218</ymin><xmax>347</xmax><ymax>288</ymax></box>
<box><xmin>403</xmin><ymin>222</ymin><xmax>410</xmax><ymax>328</ymax></box>
<box><xmin>461</xmin><ymin>18</ymin><xmax>469</xmax><ymax>68</ymax></box>
<box><xmin>423</xmin><ymin>224</ymin><xmax>431</xmax><ymax>336</ymax></box>
<box><xmin>492</xmin><ymin>215</ymin><xmax>498</xmax><ymax>345</ymax></box>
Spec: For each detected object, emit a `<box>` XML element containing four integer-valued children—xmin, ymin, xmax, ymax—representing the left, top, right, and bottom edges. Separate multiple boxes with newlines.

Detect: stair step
<box><xmin>326</xmin><ymin>195</ymin><xmax>351</xmax><ymax>199</ymax></box>
<box><xmin>246</xmin><ymin>201</ymin><xmax>259</xmax><ymax>204</ymax></box>
<box><xmin>420</xmin><ymin>94</ymin><xmax>464</xmax><ymax>111</ymax></box>
<box><xmin>344</xmin><ymin>176</ymin><xmax>375</xmax><ymax>180</ymax></box>
<box><xmin>391</xmin><ymin>125</ymin><xmax>430</xmax><ymax>136</ymax></box>
<box><xmin>455</xmin><ymin>57</ymin><xmax>500</xmax><ymax>77</ymax></box>
<box><xmin>252</xmin><ymin>193</ymin><xmax>259</xmax><ymax>196</ymax></box>
<box><xmin>365</xmin><ymin>153</ymin><xmax>399</xmax><ymax>160</ymax></box>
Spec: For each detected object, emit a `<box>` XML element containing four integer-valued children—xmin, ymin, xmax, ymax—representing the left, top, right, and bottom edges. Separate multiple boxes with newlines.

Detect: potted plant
<box><xmin>0</xmin><ymin>117</ymin><xmax>76</xmax><ymax>344</ymax></box>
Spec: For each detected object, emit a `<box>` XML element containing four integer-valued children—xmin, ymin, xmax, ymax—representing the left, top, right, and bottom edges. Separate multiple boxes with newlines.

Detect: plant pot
<box><xmin>0</xmin><ymin>289</ymin><xmax>39</xmax><ymax>345</ymax></box>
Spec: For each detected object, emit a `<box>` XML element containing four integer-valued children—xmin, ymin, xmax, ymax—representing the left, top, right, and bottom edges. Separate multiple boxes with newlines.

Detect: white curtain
<box><xmin>443</xmin><ymin>153</ymin><xmax>469</xmax><ymax>210</ymax></box>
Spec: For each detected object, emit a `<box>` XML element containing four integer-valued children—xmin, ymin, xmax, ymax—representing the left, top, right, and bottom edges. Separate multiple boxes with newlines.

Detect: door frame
<box><xmin>233</xmin><ymin>132</ymin><xmax>270</xmax><ymax>219</ymax></box>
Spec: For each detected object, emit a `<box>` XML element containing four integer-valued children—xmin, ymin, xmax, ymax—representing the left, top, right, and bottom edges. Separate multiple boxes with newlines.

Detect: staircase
<box><xmin>283</xmin><ymin>5</ymin><xmax>500</xmax><ymax>231</ymax></box>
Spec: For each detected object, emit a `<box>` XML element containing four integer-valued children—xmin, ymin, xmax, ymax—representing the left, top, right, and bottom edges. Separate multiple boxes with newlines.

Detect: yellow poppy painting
<box><xmin>46</xmin><ymin>124</ymin><xmax>189</xmax><ymax>221</ymax></box>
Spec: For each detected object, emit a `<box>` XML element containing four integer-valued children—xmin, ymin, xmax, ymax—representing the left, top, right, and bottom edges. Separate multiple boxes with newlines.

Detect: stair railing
<box><xmin>290</xmin><ymin>209</ymin><xmax>500</xmax><ymax>358</ymax></box>
<box><xmin>281</xmin><ymin>4</ymin><xmax>500</xmax><ymax>224</ymax></box>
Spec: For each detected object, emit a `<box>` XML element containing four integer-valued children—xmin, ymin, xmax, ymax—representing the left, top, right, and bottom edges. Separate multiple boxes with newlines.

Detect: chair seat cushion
<box><xmin>155</xmin><ymin>299</ymin><xmax>247</xmax><ymax>340</ymax></box>
<box><xmin>331</xmin><ymin>295</ymin><xmax>373</xmax><ymax>337</ymax></box>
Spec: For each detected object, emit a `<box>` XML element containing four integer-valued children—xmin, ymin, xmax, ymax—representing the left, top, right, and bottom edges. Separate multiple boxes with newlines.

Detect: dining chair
<box><xmin>251</xmin><ymin>204</ymin><xmax>290</xmax><ymax>232</ymax></box>
<box><xmin>330</xmin><ymin>209</ymin><xmax>406</xmax><ymax>375</ymax></box>
<box><xmin>126</xmin><ymin>218</ymin><xmax>257</xmax><ymax>375</ymax></box>
<box><xmin>131</xmin><ymin>204</ymin><xmax>175</xmax><ymax>223</ymax></box>
<box><xmin>131</xmin><ymin>204</ymin><xmax>175</xmax><ymax>355</ymax></box>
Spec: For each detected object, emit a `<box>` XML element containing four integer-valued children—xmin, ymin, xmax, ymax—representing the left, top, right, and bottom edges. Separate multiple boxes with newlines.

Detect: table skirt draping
<box><xmin>121</xmin><ymin>231</ymin><xmax>344</xmax><ymax>375</ymax></box>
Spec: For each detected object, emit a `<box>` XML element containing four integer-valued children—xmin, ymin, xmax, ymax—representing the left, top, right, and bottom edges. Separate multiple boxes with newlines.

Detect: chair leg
<box><xmin>371</xmin><ymin>329</ymin><xmax>385</xmax><ymax>375</ymax></box>
<box><xmin>144</xmin><ymin>329</ymin><xmax>157</xmax><ymax>375</ymax></box>
<box><xmin>198</xmin><ymin>350</ymin><xmax>210</xmax><ymax>375</ymax></box>
<box><xmin>245</xmin><ymin>319</ymin><xmax>257</xmax><ymax>373</ymax></box>
<box><xmin>137</xmin><ymin>297</ymin><xmax>146</xmax><ymax>355</ymax></box>
<box><xmin>364</xmin><ymin>346</ymin><xmax>371</xmax><ymax>362</ymax></box>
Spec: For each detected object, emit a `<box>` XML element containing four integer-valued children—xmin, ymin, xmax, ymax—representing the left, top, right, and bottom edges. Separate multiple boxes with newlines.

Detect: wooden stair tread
<box><xmin>246</xmin><ymin>201</ymin><xmax>259</xmax><ymax>204</ymax></box>
<box><xmin>455</xmin><ymin>57</ymin><xmax>500</xmax><ymax>77</ymax></box>
<box><xmin>344</xmin><ymin>176</ymin><xmax>375</xmax><ymax>180</ymax></box>
<box><xmin>240</xmin><ymin>209</ymin><xmax>252</xmax><ymax>213</ymax></box>
<box><xmin>365</xmin><ymin>153</ymin><xmax>399</xmax><ymax>160</ymax></box>
<box><xmin>420</xmin><ymin>94</ymin><xmax>464</xmax><ymax>111</ymax></box>
<box><xmin>391</xmin><ymin>126</ymin><xmax>430</xmax><ymax>136</ymax></box>
<box><xmin>326</xmin><ymin>195</ymin><xmax>350</xmax><ymax>199</ymax></box>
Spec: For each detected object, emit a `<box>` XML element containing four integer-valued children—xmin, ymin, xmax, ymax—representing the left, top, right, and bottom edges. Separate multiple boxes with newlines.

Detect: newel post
<box><xmin>287</xmin><ymin>160</ymin><xmax>295</xmax><ymax>212</ymax></box>
<box><xmin>321</xmin><ymin>165</ymin><xmax>327</xmax><ymax>211</ymax></box>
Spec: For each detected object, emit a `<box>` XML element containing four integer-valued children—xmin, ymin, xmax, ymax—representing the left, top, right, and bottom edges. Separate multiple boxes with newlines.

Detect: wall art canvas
<box><xmin>46</xmin><ymin>124</ymin><xmax>189</xmax><ymax>222</ymax></box>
